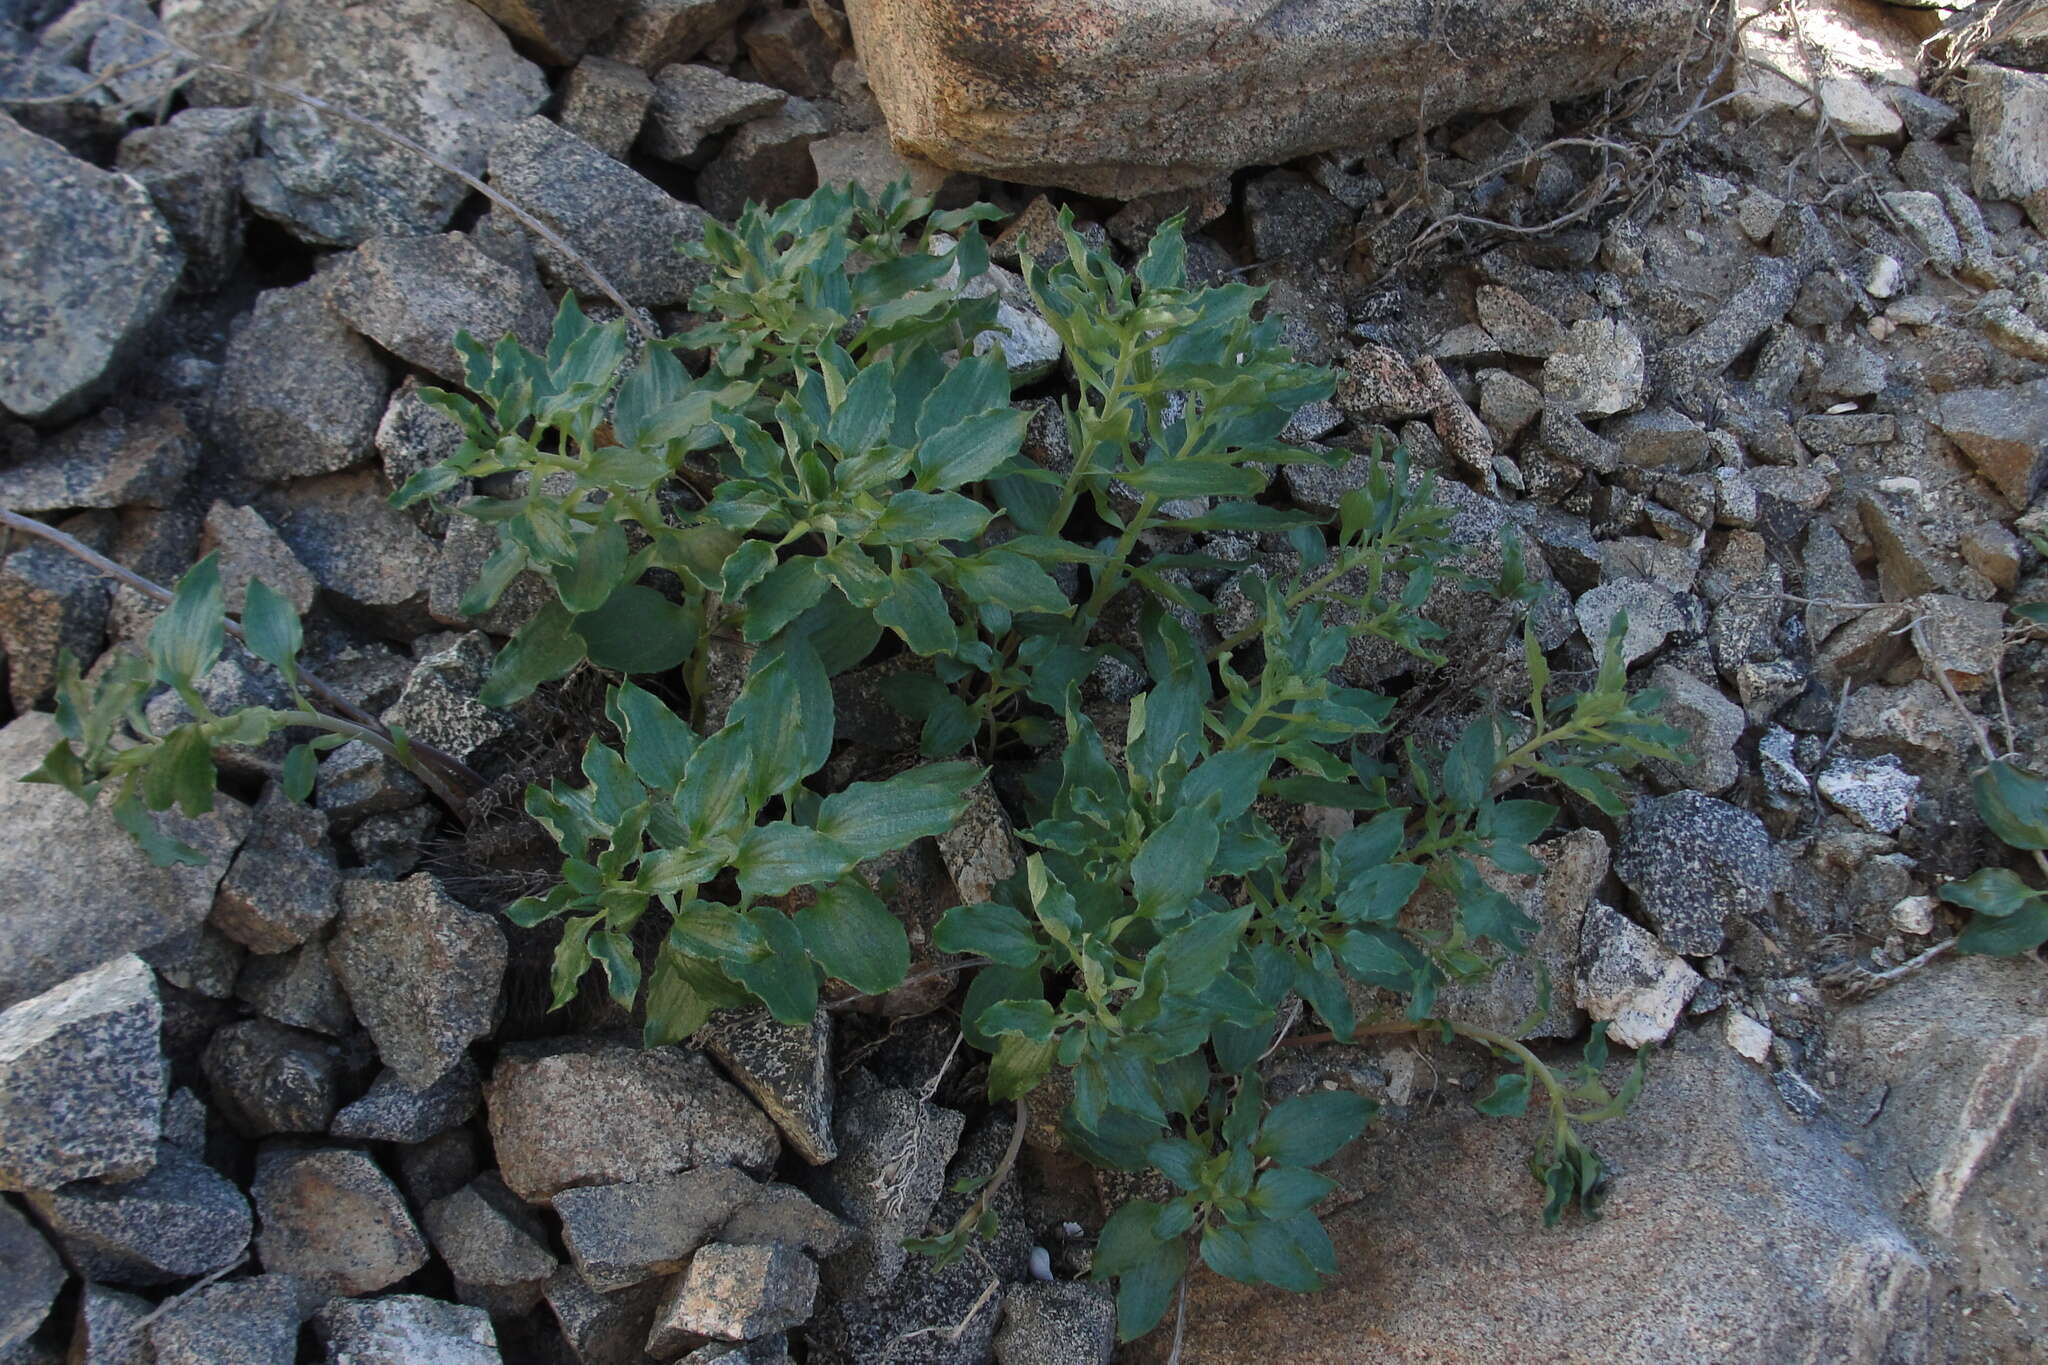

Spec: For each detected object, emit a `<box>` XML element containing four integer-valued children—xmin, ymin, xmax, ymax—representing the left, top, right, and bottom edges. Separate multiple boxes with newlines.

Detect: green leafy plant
<box><xmin>1939</xmin><ymin>758</ymin><xmax>2048</xmax><ymax>956</ymax></box>
<box><xmin>31</xmin><ymin>180</ymin><xmax>1692</xmax><ymax>1344</ymax></box>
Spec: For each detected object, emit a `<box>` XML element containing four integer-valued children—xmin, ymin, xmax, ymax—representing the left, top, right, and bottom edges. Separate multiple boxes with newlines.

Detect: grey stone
<box><xmin>203</xmin><ymin>502</ymin><xmax>320</xmax><ymax>617</ymax></box>
<box><xmin>422</xmin><ymin>1172</ymin><xmax>558</xmax><ymax>1316</ymax></box>
<box><xmin>1423</xmin><ymin>830</ymin><xmax>1605</xmax><ymax>1040</ymax></box>
<box><xmin>223</xmin><ymin>0</ymin><xmax>547</xmax><ymax>246</ymax></box>
<box><xmin>0</xmin><ymin>1199</ymin><xmax>64</xmax><ymax>1353</ymax></box>
<box><xmin>1574</xmin><ymin>580</ymin><xmax>1681</xmax><ymax>667</ymax></box>
<box><xmin>1981</xmin><ymin>303</ymin><xmax>2048</xmax><ymax>362</ymax></box>
<box><xmin>139</xmin><ymin>923</ymin><xmax>243</xmax><ymax>1001</ymax></box>
<box><xmin>643</xmin><ymin>63</ymin><xmax>784</xmax><ymax>162</ymax></box>
<box><xmin>327</xmin><ymin>232</ymin><xmax>554</xmax><ymax>386</ymax></box>
<box><xmin>1540</xmin><ymin>318</ymin><xmax>1644</xmax><ymax>416</ymax></box>
<box><xmin>0</xmin><ymin>529</ymin><xmax>109</xmax><ymax>711</ymax></box>
<box><xmin>807</xmin><ymin>1084</ymin><xmax>965</xmax><ymax>1296</ymax></box>
<box><xmin>24</xmin><ymin>1141</ymin><xmax>251</xmax><ymax>1287</ymax></box>
<box><xmin>1243</xmin><ymin>170</ymin><xmax>1350</xmax><ymax>263</ymax></box>
<box><xmin>543</xmin><ymin>1266</ymin><xmax>665</xmax><ymax>1365</ymax></box>
<box><xmin>278</xmin><ymin>469</ymin><xmax>437</xmax><ymax>619</ymax></box>
<box><xmin>203</xmin><ymin>1019</ymin><xmax>341</xmax><ymax>1139</ymax></box>
<box><xmin>331</xmin><ymin>1057</ymin><xmax>482</xmax><ymax>1143</ymax></box>
<box><xmin>148</xmin><ymin>1273</ymin><xmax>303</xmax><ymax>1365</ymax></box>
<box><xmin>1880</xmin><ymin>190</ymin><xmax>1961</xmax><ymax>271</ymax></box>
<box><xmin>1963</xmin><ymin>62</ymin><xmax>2048</xmax><ymax>233</ymax></box>
<box><xmin>696</xmin><ymin>99</ymin><xmax>832</xmax><ymax>221</ymax></box>
<box><xmin>555</xmin><ymin>1166</ymin><xmax>757</xmax><ymax>1291</ymax></box>
<box><xmin>1662</xmin><ymin>256</ymin><xmax>1805</xmax><ymax>384</ymax></box>
<box><xmin>1151</xmin><ymin>1029</ymin><xmax>1928</xmax><ymax>1364</ymax></box>
<box><xmin>396</xmin><ymin>1130</ymin><xmax>480</xmax><ymax>1213</ymax></box>
<box><xmin>1576</xmin><ymin>901</ymin><xmax>1702</xmax><ymax>1049</ymax></box>
<box><xmin>648</xmin><ymin>1242</ymin><xmax>817</xmax><ymax>1352</ymax></box>
<box><xmin>251</xmin><ymin>1144</ymin><xmax>428</xmax><ymax>1299</ymax></box>
<box><xmin>210</xmin><ymin>282</ymin><xmax>390</xmax><ymax>482</ymax></box>
<box><xmin>719</xmin><ymin>1183</ymin><xmax>858</xmax><ymax>1258</ymax></box>
<box><xmin>1473</xmin><ymin>284</ymin><xmax>1565</xmax><ymax>357</ymax></box>
<box><xmin>1930</xmin><ymin>380</ymin><xmax>2048</xmax><ymax>511</ymax></box>
<box><xmin>377</xmin><ymin>377</ymin><xmax>468</xmax><ymax>535</ymax></box>
<box><xmin>349</xmin><ymin>805</ymin><xmax>439</xmax><ymax>881</ymax></box>
<box><xmin>114</xmin><ymin>106</ymin><xmax>256</xmax><ymax>292</ymax></box>
<box><xmin>600</xmin><ymin>0</ymin><xmax>752</xmax><ymax>69</ymax></box>
<box><xmin>846</xmin><ymin>0</ymin><xmax>1691</xmax><ymax>197</ymax></box>
<box><xmin>329</xmin><ymin>875</ymin><xmax>504</xmax><ymax>1090</ymax></box>
<box><xmin>468</xmin><ymin>0</ymin><xmax>628</xmax><ymax>65</ymax></box>
<box><xmin>1609</xmin><ymin>407</ymin><xmax>1709</xmax><ymax>470</ymax></box>
<box><xmin>1336</xmin><ymin>343</ymin><xmax>1434</xmax><ymax>424</ymax></box>
<box><xmin>214</xmin><ymin>785</ymin><xmax>341</xmax><ymax>954</ymax></box>
<box><xmin>312</xmin><ymin>1294</ymin><xmax>501</xmax><ymax>1365</ymax></box>
<box><xmin>428</xmin><ymin>514</ymin><xmax>550</xmax><ymax>635</ymax></box>
<box><xmin>236</xmin><ymin>940</ymin><xmax>353</xmax><ymax>1036</ymax></box>
<box><xmin>810</xmin><ymin>126</ymin><xmax>980</xmax><ymax>205</ymax></box>
<box><xmin>994</xmin><ymin>1281</ymin><xmax>1115</xmax><ymax>1365</ymax></box>
<box><xmin>72</xmin><ymin>1282</ymin><xmax>152</xmax><ymax>1365</ymax></box>
<box><xmin>1817</xmin><ymin>755</ymin><xmax>1920</xmax><ymax>835</ymax></box>
<box><xmin>484</xmin><ymin>1037</ymin><xmax>781</xmax><ymax>1203</ymax></box>
<box><xmin>1642</xmin><ymin>664</ymin><xmax>1744</xmax><ymax>795</ymax></box>
<box><xmin>1615</xmin><ymin>791</ymin><xmax>1781</xmax><ymax>956</ymax></box>
<box><xmin>0</xmin><ymin>955</ymin><xmax>163</xmax><ymax>1190</ymax></box>
<box><xmin>742</xmin><ymin>5</ymin><xmax>836</xmax><ymax>97</ymax></box>
<box><xmin>315</xmin><ymin>739</ymin><xmax>428</xmax><ymax>825</ymax></box>
<box><xmin>487</xmin><ymin>115</ymin><xmax>712</xmax><ymax>307</ymax></box>
<box><xmin>0</xmin><ymin>401</ymin><xmax>197</xmax><ymax>513</ymax></box>
<box><xmin>558</xmin><ymin>56</ymin><xmax>655</xmax><ymax>162</ymax></box>
<box><xmin>0</xmin><ymin>111</ymin><xmax>182</xmax><ymax>422</ymax></box>
<box><xmin>699</xmin><ymin>1005</ymin><xmax>836</xmax><ymax>1166</ymax></box>
<box><xmin>378</xmin><ymin>633</ymin><xmax>515</xmax><ymax>764</ymax></box>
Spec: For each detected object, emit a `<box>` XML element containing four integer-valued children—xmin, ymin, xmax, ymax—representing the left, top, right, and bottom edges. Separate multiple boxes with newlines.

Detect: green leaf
<box><xmin>1334</xmin><ymin>862</ymin><xmax>1424</xmax><ymax>925</ymax></box>
<box><xmin>1113</xmin><ymin>1237</ymin><xmax>1187</xmax><ymax>1342</ymax></box>
<box><xmin>1441</xmin><ymin>719</ymin><xmax>1497</xmax><ymax>811</ymax></box>
<box><xmin>605</xmin><ymin>681</ymin><xmax>697</xmax><ymax>791</ymax></box>
<box><xmin>795</xmin><ymin>880</ymin><xmax>908</xmax><ymax>995</ymax></box>
<box><xmin>726</xmin><ymin>907</ymin><xmax>820</xmax><ymax>1024</ymax></box>
<box><xmin>240</xmin><ymin>579</ymin><xmax>302</xmax><ymax>687</ymax></box>
<box><xmin>1248</xmin><ymin>1165</ymin><xmax>1336</xmax><ymax>1220</ymax></box>
<box><xmin>814</xmin><ymin>761</ymin><xmax>982</xmax><ymax>859</ymax></box>
<box><xmin>1939</xmin><ymin>866</ymin><xmax>2039</xmax><ymax>917</ymax></box>
<box><xmin>588</xmin><ymin>929</ymin><xmax>642</xmax><ymax>1009</ymax></box>
<box><xmin>1093</xmin><ymin>1199</ymin><xmax>1169</xmax><ymax>1277</ymax></box>
<box><xmin>572</xmin><ymin>585</ymin><xmax>697</xmax><ymax>675</ymax></box>
<box><xmin>1153</xmin><ymin>906</ymin><xmax>1252</xmax><ymax>996</ymax></box>
<box><xmin>1974</xmin><ymin>760</ymin><xmax>2048</xmax><ymax>850</ymax></box>
<box><xmin>739</xmin><ymin>557</ymin><xmax>830</xmax><ymax>642</ymax></box>
<box><xmin>872</xmin><ymin>489</ymin><xmax>993</xmax><ymax>545</ymax></box>
<box><xmin>826</xmin><ymin>358</ymin><xmax>896</xmax><ymax>454</ymax></box>
<box><xmin>549</xmin><ymin>915</ymin><xmax>598</xmax><ymax>1010</ymax></box>
<box><xmin>1200</xmin><ymin>1223</ymin><xmax>1259</xmax><ymax>1283</ymax></box>
<box><xmin>718</xmin><ymin>539</ymin><xmax>779</xmax><ymax>601</ymax></box>
<box><xmin>734</xmin><ymin>822</ymin><xmax>855</xmax><ymax>899</ymax></box>
<box><xmin>111</xmin><ymin>785</ymin><xmax>204</xmax><ymax>867</ymax></box>
<box><xmin>1131</xmin><ymin>804</ymin><xmax>1221</xmax><ymax>918</ymax></box>
<box><xmin>1956</xmin><ymin>899</ymin><xmax>2048</xmax><ymax>956</ymax></box>
<box><xmin>934</xmin><ymin>902</ymin><xmax>1043</xmax><ymax>967</ymax></box>
<box><xmin>1474</xmin><ymin>1072</ymin><xmax>1532</xmax><ymax>1117</ymax></box>
<box><xmin>643</xmin><ymin>945</ymin><xmax>723</xmax><ymax>1046</ymax></box>
<box><xmin>874</xmin><ymin>566</ymin><xmax>957</xmax><ymax>656</ymax></box>
<box><xmin>459</xmin><ymin>540</ymin><xmax>531</xmax><ymax>617</ymax></box>
<box><xmin>1253</xmin><ymin>1090</ymin><xmax>1374</xmax><ymax>1167</ymax></box>
<box><xmin>149</xmin><ymin>553</ymin><xmax>224</xmax><ymax>687</ymax></box>
<box><xmin>143</xmin><ymin>726</ymin><xmax>216</xmax><ymax>817</ymax></box>
<box><xmin>481</xmin><ymin>600</ymin><xmax>586</xmax><ymax>706</ymax></box>
<box><xmin>916</xmin><ymin>408</ymin><xmax>1029</xmax><ymax>488</ymax></box>
<box><xmin>282</xmin><ymin>742</ymin><xmax>318</xmax><ymax>802</ymax></box>
<box><xmin>558</xmin><ymin>521</ymin><xmax>629</xmax><ymax>613</ymax></box>
<box><xmin>1117</xmin><ymin>460</ymin><xmax>1266</xmax><ymax>498</ymax></box>
<box><xmin>950</xmin><ymin>551</ymin><xmax>1070</xmax><ymax>616</ymax></box>
<box><xmin>1548</xmin><ymin>763</ymin><xmax>1626</xmax><ymax>819</ymax></box>
<box><xmin>980</xmin><ymin>997</ymin><xmax>1057</xmax><ymax>1042</ymax></box>
<box><xmin>989</xmin><ymin>1031</ymin><xmax>1060</xmax><ymax>1100</ymax></box>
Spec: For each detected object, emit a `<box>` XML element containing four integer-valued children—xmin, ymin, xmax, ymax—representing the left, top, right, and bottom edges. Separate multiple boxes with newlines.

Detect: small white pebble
<box><xmin>1029</xmin><ymin>1246</ymin><xmax>1053</xmax><ymax>1281</ymax></box>
<box><xmin>1826</xmin><ymin>401</ymin><xmax>1861</xmax><ymax>414</ymax></box>
<box><xmin>1724</xmin><ymin>1011</ymin><xmax>1773</xmax><ymax>1064</ymax></box>
<box><xmin>1891</xmin><ymin>895</ymin><xmax>1937</xmax><ymax>936</ymax></box>
<box><xmin>1867</xmin><ymin>315</ymin><xmax>1896</xmax><ymax>342</ymax></box>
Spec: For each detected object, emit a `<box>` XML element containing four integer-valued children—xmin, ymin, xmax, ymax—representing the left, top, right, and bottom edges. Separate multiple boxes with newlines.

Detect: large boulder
<box><xmin>0</xmin><ymin>713</ymin><xmax>249</xmax><ymax>1010</ymax></box>
<box><xmin>844</xmin><ymin>0</ymin><xmax>1695</xmax><ymax>195</ymax></box>
<box><xmin>1135</xmin><ymin>1029</ymin><xmax>1930</xmax><ymax>1363</ymax></box>
<box><xmin>0</xmin><ymin>111</ymin><xmax>182</xmax><ymax>421</ymax></box>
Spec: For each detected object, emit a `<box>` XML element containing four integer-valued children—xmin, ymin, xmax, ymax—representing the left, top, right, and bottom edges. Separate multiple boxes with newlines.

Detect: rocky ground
<box><xmin>1</xmin><ymin>0</ymin><xmax>2046</xmax><ymax>1363</ymax></box>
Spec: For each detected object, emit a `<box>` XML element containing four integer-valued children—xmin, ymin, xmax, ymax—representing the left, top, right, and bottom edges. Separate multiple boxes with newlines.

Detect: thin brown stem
<box><xmin>824</xmin><ymin>956</ymin><xmax>994</xmax><ymax>1010</ymax></box>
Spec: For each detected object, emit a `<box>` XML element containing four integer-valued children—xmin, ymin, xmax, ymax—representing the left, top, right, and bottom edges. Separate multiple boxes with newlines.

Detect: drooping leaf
<box><xmin>795</xmin><ymin>880</ymin><xmax>908</xmax><ymax>995</ymax></box>
<box><xmin>814</xmin><ymin>762</ymin><xmax>982</xmax><ymax>860</ymax></box>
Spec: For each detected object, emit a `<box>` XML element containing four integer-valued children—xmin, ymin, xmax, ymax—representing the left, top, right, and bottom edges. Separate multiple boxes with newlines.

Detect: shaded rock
<box><xmin>0</xmin><ymin>111</ymin><xmax>182</xmax><ymax>422</ymax></box>
<box><xmin>809</xmin><ymin>126</ymin><xmax>976</xmax><ymax>203</ymax></box>
<box><xmin>0</xmin><ymin>954</ymin><xmax>163</xmax><ymax>1190</ymax></box>
<box><xmin>148</xmin><ymin>1273</ymin><xmax>303</xmax><ymax>1365</ymax></box>
<box><xmin>236</xmin><ymin>940</ymin><xmax>353</xmax><ymax>1036</ymax></box>
<box><xmin>647</xmin><ymin>1242</ymin><xmax>817</xmax><ymax>1351</ymax></box>
<box><xmin>1642</xmin><ymin>664</ymin><xmax>1744</xmax><ymax>795</ymax></box>
<box><xmin>1425</xmin><ymin>830</ymin><xmax>1606</xmax><ymax>1040</ymax></box>
<box><xmin>24</xmin><ymin>1141</ymin><xmax>251</xmax><ymax>1286</ymax></box>
<box><xmin>71</xmin><ymin>1282</ymin><xmax>152</xmax><ymax>1365</ymax></box>
<box><xmin>210</xmin><ymin>282</ymin><xmax>389</xmax><ymax>482</ymax></box>
<box><xmin>1616</xmin><ymin>792</ymin><xmax>1779</xmax><ymax>956</ymax></box>
<box><xmin>484</xmin><ymin>1037</ymin><xmax>781</xmax><ymax>1203</ymax></box>
<box><xmin>229</xmin><ymin>0</ymin><xmax>548</xmax><ymax>246</ymax></box>
<box><xmin>600</xmin><ymin>0</ymin><xmax>752</xmax><ymax>69</ymax></box>
<box><xmin>1541</xmin><ymin>317</ymin><xmax>1644</xmax><ymax>416</ymax></box>
<box><xmin>1335</xmin><ymin>343</ymin><xmax>1435</xmax><ymax>424</ymax></box>
<box><xmin>202</xmin><ymin>1018</ymin><xmax>340</xmax><ymax>1138</ymax></box>
<box><xmin>1577</xmin><ymin>900</ymin><xmax>1702</xmax><ymax>1048</ymax></box>
<box><xmin>1473</xmin><ymin>284</ymin><xmax>1565</xmax><ymax>357</ymax></box>
<box><xmin>1662</xmin><ymin>256</ymin><xmax>1805</xmax><ymax>385</ymax></box>
<box><xmin>696</xmin><ymin>98</ymin><xmax>833</xmax><ymax>221</ymax></box>
<box><xmin>329</xmin><ymin>875</ymin><xmax>504</xmax><ymax>1090</ymax></box>
<box><xmin>377</xmin><ymin>377</ymin><xmax>468</xmax><ymax>535</ymax></box>
<box><xmin>142</xmin><ymin>923</ymin><xmax>245</xmax><ymax>1001</ymax></box>
<box><xmin>644</xmin><ymin>63</ymin><xmax>784</xmax><ymax>163</ymax></box>
<box><xmin>314</xmin><ymin>739</ymin><xmax>428</xmax><ymax>825</ymax></box>
<box><xmin>1817</xmin><ymin>755</ymin><xmax>1919</xmax><ymax>835</ymax></box>
<box><xmin>994</xmin><ymin>1281</ymin><xmax>1115</xmax><ymax>1365</ymax></box>
<box><xmin>0</xmin><ymin>527</ymin><xmax>109</xmax><ymax>711</ymax></box>
<box><xmin>1964</xmin><ymin>61</ymin><xmax>2048</xmax><ymax>232</ymax></box>
<box><xmin>213</xmin><ymin>785</ymin><xmax>341</xmax><ymax>954</ymax></box>
<box><xmin>328</xmin><ymin>232</ymin><xmax>553</xmax><ymax>386</ymax></box>
<box><xmin>807</xmin><ymin>1083</ymin><xmax>964</xmax><ymax>1296</ymax></box>
<box><xmin>846</xmin><ymin>0</ymin><xmax>1691</xmax><ymax>196</ymax></box>
<box><xmin>331</xmin><ymin>1057</ymin><xmax>482</xmax><ymax>1143</ymax></box>
<box><xmin>1931</xmin><ymin>380</ymin><xmax>2048</xmax><ymax>511</ymax></box>
<box><xmin>114</xmin><ymin>105</ymin><xmax>256</xmax><ymax>292</ymax></box>
<box><xmin>251</xmin><ymin>1144</ymin><xmax>428</xmax><ymax>1299</ymax></box>
<box><xmin>428</xmin><ymin>515</ymin><xmax>550</xmax><ymax>635</ymax></box>
<box><xmin>312</xmin><ymin>1294</ymin><xmax>501</xmax><ymax>1365</ymax></box>
<box><xmin>743</xmin><ymin>4</ymin><xmax>836</xmax><ymax>96</ymax></box>
<box><xmin>1610</xmin><ymin>407</ymin><xmax>1708</xmax><ymax>470</ymax></box>
<box><xmin>0</xmin><ymin>1199</ymin><xmax>64</xmax><ymax>1353</ymax></box>
<box><xmin>423</xmin><ymin>1172</ymin><xmax>559</xmax><ymax>1316</ymax></box>
<box><xmin>0</xmin><ymin>401</ymin><xmax>197</xmax><ymax>512</ymax></box>
<box><xmin>555</xmin><ymin>1165</ymin><xmax>756</xmax><ymax>1291</ymax></box>
<box><xmin>543</xmin><ymin>1266</ymin><xmax>665</xmax><ymax>1365</ymax></box>
<box><xmin>699</xmin><ymin>1005</ymin><xmax>835</xmax><ymax>1165</ymax></box>
<box><xmin>278</xmin><ymin>469</ymin><xmax>437</xmax><ymax>619</ymax></box>
<box><xmin>469</xmin><ymin>0</ymin><xmax>628</xmax><ymax>65</ymax></box>
<box><xmin>558</xmin><ymin>56</ymin><xmax>655</xmax><ymax>162</ymax></box>
<box><xmin>0</xmin><ymin>714</ymin><xmax>247</xmax><ymax>1009</ymax></box>
<box><xmin>719</xmin><ymin>1183</ymin><xmax>858</xmax><ymax>1258</ymax></box>
<box><xmin>487</xmin><ymin>115</ymin><xmax>712</xmax><ymax>307</ymax></box>
<box><xmin>202</xmin><ymin>502</ymin><xmax>320</xmax><ymax>617</ymax></box>
<box><xmin>1139</xmin><ymin>1029</ymin><xmax>1927</xmax><ymax>1365</ymax></box>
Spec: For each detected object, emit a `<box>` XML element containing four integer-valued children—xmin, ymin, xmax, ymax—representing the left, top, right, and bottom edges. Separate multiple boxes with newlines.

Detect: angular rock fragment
<box><xmin>698</xmin><ymin>1005</ymin><xmax>836</xmax><ymax>1165</ymax></box>
<box><xmin>0</xmin><ymin>112</ymin><xmax>183</xmax><ymax>421</ymax></box>
<box><xmin>26</xmin><ymin>1141</ymin><xmax>251</xmax><ymax>1287</ymax></box>
<box><xmin>71</xmin><ymin>1282</ymin><xmax>152</xmax><ymax>1365</ymax></box>
<box><xmin>696</xmin><ymin>99</ymin><xmax>833</xmax><ymax>221</ymax></box>
<box><xmin>114</xmin><ymin>106</ymin><xmax>257</xmax><ymax>292</ymax></box>
<box><xmin>647</xmin><ymin>1242</ymin><xmax>817</xmax><ymax>1350</ymax></box>
<box><xmin>236</xmin><ymin>942</ymin><xmax>353</xmax><ymax>1036</ymax></box>
<box><xmin>1931</xmin><ymin>380</ymin><xmax>2048</xmax><ymax>510</ymax></box>
<box><xmin>994</xmin><ymin>1280</ymin><xmax>1116</xmax><ymax>1365</ymax></box>
<box><xmin>213</xmin><ymin>786</ymin><xmax>341</xmax><ymax>954</ymax></box>
<box><xmin>312</xmin><ymin>1293</ymin><xmax>502</xmax><ymax>1365</ymax></box>
<box><xmin>331</xmin><ymin>1058</ymin><xmax>483</xmax><ymax>1144</ymax></box>
<box><xmin>555</xmin><ymin>1166</ymin><xmax>756</xmax><ymax>1291</ymax></box>
<box><xmin>559</xmin><ymin>56</ymin><xmax>656</xmax><ymax>161</ymax></box>
<box><xmin>544</xmin><ymin>1266</ymin><xmax>666</xmax><ymax>1365</ymax></box>
<box><xmin>202</xmin><ymin>1018</ymin><xmax>341</xmax><ymax>1138</ymax></box>
<box><xmin>743</xmin><ymin>5</ymin><xmax>836</xmax><ymax>96</ymax></box>
<box><xmin>251</xmin><ymin>1145</ymin><xmax>428</xmax><ymax>1298</ymax></box>
<box><xmin>202</xmin><ymin>503</ymin><xmax>320</xmax><ymax>617</ymax></box>
<box><xmin>0</xmin><ymin>402</ymin><xmax>197</xmax><ymax>513</ymax></box>
<box><xmin>807</xmin><ymin>1083</ymin><xmax>964</xmax><ymax>1295</ymax></box>
<box><xmin>148</xmin><ymin>1272</ymin><xmax>304</xmax><ymax>1365</ymax></box>
<box><xmin>329</xmin><ymin>875</ymin><xmax>505</xmax><ymax>1090</ymax></box>
<box><xmin>210</xmin><ymin>282</ymin><xmax>389</xmax><ymax>483</ymax></box>
<box><xmin>470</xmin><ymin>0</ymin><xmax>628</xmax><ymax>65</ymax></box>
<box><xmin>1541</xmin><ymin>318</ymin><xmax>1644</xmax><ymax>417</ymax></box>
<box><xmin>423</xmin><ymin>1172</ymin><xmax>559</xmax><ymax>1316</ymax></box>
<box><xmin>485</xmin><ymin>1038</ymin><xmax>781</xmax><ymax>1202</ymax></box>
<box><xmin>601</xmin><ymin>0</ymin><xmax>753</xmax><ymax>69</ymax></box>
<box><xmin>278</xmin><ymin>470</ymin><xmax>437</xmax><ymax>621</ymax></box>
<box><xmin>1615</xmin><ymin>792</ymin><xmax>1780</xmax><ymax>956</ymax></box>
<box><xmin>0</xmin><ymin>528</ymin><xmax>110</xmax><ymax>711</ymax></box>
<box><xmin>328</xmin><ymin>232</ymin><xmax>554</xmax><ymax>386</ymax></box>
<box><xmin>1576</xmin><ymin>901</ymin><xmax>1702</xmax><ymax>1049</ymax></box>
<box><xmin>1963</xmin><ymin>61</ymin><xmax>2048</xmax><ymax>232</ymax></box>
<box><xmin>642</xmin><ymin>63</ymin><xmax>785</xmax><ymax>162</ymax></box>
<box><xmin>0</xmin><ymin>1198</ymin><xmax>65</xmax><ymax>1353</ymax></box>
<box><xmin>1817</xmin><ymin>755</ymin><xmax>1920</xmax><ymax>835</ymax></box>
<box><xmin>0</xmin><ymin>955</ymin><xmax>164</xmax><ymax>1190</ymax></box>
